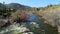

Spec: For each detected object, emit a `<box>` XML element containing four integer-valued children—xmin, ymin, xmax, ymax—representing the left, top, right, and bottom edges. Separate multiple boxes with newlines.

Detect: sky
<box><xmin>0</xmin><ymin>0</ymin><xmax>60</xmax><ymax>7</ymax></box>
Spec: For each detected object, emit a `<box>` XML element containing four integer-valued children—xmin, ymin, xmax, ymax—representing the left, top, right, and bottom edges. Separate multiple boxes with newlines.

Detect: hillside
<box><xmin>38</xmin><ymin>4</ymin><xmax>60</xmax><ymax>26</ymax></box>
<box><xmin>6</xmin><ymin>3</ymin><xmax>32</xmax><ymax>11</ymax></box>
<box><xmin>0</xmin><ymin>3</ymin><xmax>59</xmax><ymax>34</ymax></box>
<box><xmin>37</xmin><ymin>4</ymin><xmax>60</xmax><ymax>33</ymax></box>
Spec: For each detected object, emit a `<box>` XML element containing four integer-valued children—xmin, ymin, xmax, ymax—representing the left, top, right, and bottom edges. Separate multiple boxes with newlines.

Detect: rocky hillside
<box><xmin>6</xmin><ymin>3</ymin><xmax>32</xmax><ymax>11</ymax></box>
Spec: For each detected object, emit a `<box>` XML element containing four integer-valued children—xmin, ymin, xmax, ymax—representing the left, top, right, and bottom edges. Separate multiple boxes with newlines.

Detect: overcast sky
<box><xmin>0</xmin><ymin>0</ymin><xmax>60</xmax><ymax>7</ymax></box>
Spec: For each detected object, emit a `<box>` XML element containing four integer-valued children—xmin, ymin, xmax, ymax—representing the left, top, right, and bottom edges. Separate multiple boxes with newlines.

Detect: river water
<box><xmin>0</xmin><ymin>13</ymin><xmax>58</xmax><ymax>34</ymax></box>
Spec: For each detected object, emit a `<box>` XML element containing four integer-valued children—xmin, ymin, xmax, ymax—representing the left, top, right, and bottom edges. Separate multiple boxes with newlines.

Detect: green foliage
<box><xmin>47</xmin><ymin>4</ymin><xmax>53</xmax><ymax>7</ymax></box>
<box><xmin>36</xmin><ymin>8</ymin><xmax>40</xmax><ymax>11</ymax></box>
<box><xmin>0</xmin><ymin>3</ymin><xmax>17</xmax><ymax>18</ymax></box>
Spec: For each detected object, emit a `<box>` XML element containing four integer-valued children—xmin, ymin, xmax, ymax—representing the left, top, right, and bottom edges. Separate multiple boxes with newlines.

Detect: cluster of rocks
<box><xmin>0</xmin><ymin>13</ymin><xmax>58</xmax><ymax>34</ymax></box>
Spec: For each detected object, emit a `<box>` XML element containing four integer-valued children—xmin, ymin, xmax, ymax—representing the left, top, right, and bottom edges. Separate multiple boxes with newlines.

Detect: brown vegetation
<box><xmin>9</xmin><ymin>10</ymin><xmax>29</xmax><ymax>23</ymax></box>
